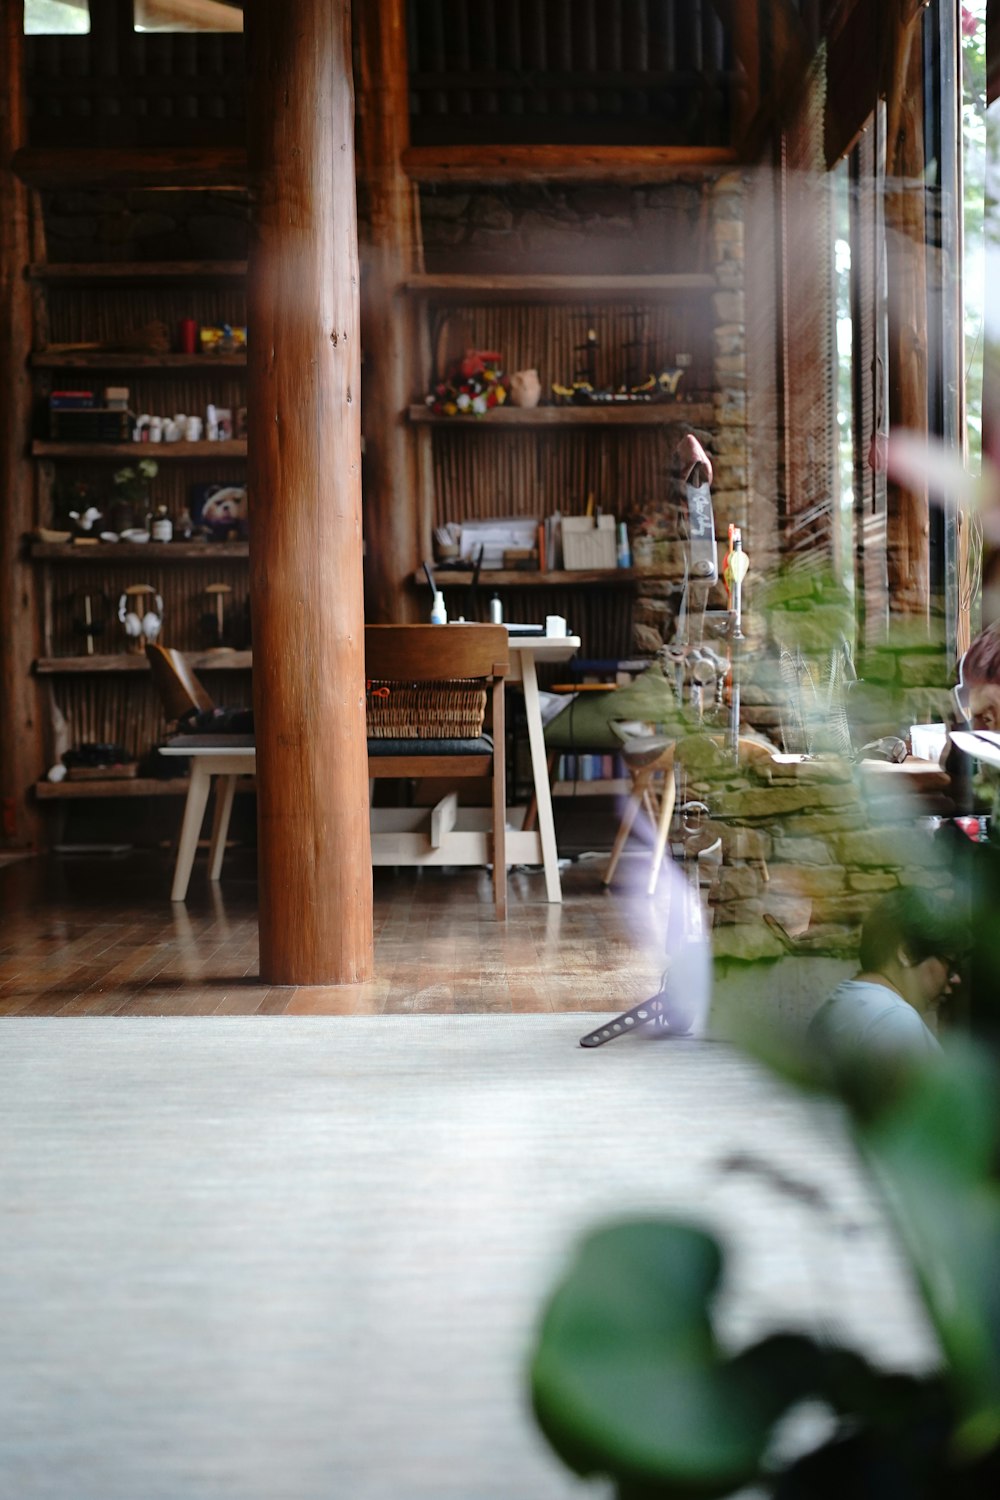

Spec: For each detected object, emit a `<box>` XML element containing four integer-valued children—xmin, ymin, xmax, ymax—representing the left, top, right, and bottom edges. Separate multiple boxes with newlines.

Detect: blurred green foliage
<box><xmin>530</xmin><ymin>1031</ymin><xmax>1000</xmax><ymax>1496</ymax></box>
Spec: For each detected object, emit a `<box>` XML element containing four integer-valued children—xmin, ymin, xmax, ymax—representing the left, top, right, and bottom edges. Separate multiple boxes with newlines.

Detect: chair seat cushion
<box><xmin>366</xmin><ymin>734</ymin><xmax>494</xmax><ymax>757</ymax></box>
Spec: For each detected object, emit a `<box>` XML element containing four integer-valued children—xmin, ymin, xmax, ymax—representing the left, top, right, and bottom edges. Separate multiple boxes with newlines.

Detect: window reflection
<box><xmin>134</xmin><ymin>1</ymin><xmax>243</xmax><ymax>33</ymax></box>
<box><xmin>24</xmin><ymin>0</ymin><xmax>90</xmax><ymax>34</ymax></box>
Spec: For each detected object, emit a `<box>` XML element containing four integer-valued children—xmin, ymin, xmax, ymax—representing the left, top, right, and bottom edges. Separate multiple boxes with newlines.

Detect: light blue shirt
<box><xmin>808</xmin><ymin>979</ymin><xmax>941</xmax><ymax>1069</ymax></box>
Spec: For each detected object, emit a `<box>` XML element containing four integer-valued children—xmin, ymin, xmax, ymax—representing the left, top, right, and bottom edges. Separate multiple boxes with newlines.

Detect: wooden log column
<box><xmin>884</xmin><ymin>2</ymin><xmax>931</xmax><ymax>620</ymax></box>
<box><xmin>0</xmin><ymin>0</ymin><xmax>42</xmax><ymax>850</ymax></box>
<box><xmin>356</xmin><ymin>0</ymin><xmax>420</xmax><ymax>624</ymax></box>
<box><xmin>245</xmin><ymin>0</ymin><xmax>373</xmax><ymax>983</ymax></box>
<box><xmin>982</xmin><ymin>0</ymin><xmax>1000</xmax><ymax>623</ymax></box>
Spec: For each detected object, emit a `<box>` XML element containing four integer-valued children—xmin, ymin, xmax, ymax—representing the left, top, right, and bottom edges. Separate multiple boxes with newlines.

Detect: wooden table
<box><xmin>505</xmin><ymin>633</ymin><xmax>580</xmax><ymax>902</ymax></box>
<box><xmin>159</xmin><ymin>632</ymin><xmax>580</xmax><ymax>903</ymax></box>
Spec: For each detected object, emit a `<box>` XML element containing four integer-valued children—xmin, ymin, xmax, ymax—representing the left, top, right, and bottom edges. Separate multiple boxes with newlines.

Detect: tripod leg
<box><xmin>602</xmin><ymin>770</ymin><xmax>649</xmax><ymax>887</ymax></box>
<box><xmin>579</xmin><ymin>988</ymin><xmax>691</xmax><ymax>1048</ymax></box>
<box><xmin>645</xmin><ymin>752</ymin><xmax>677</xmax><ymax>896</ymax></box>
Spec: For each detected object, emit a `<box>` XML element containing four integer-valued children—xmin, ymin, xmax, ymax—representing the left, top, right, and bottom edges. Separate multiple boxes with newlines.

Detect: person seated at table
<box><xmin>954</xmin><ymin>619</ymin><xmax>1000</xmax><ymax>736</ymax></box>
<box><xmin>940</xmin><ymin>621</ymin><xmax>1000</xmax><ymax>1039</ymax></box>
<box><xmin>807</xmin><ymin>889</ymin><xmax>963</xmax><ymax>1086</ymax></box>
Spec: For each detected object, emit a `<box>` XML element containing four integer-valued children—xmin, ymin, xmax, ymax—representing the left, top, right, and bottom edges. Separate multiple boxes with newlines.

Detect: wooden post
<box><xmin>245</xmin><ymin>0</ymin><xmax>373</xmax><ymax>984</ymax></box>
<box><xmin>982</xmin><ymin>0</ymin><xmax>1000</xmax><ymax>622</ymax></box>
<box><xmin>0</xmin><ymin>0</ymin><xmax>43</xmax><ymax>849</ymax></box>
<box><xmin>884</xmin><ymin>3</ymin><xmax>930</xmax><ymax>619</ymax></box>
<box><xmin>356</xmin><ymin>0</ymin><xmax>421</xmax><ymax>624</ymax></box>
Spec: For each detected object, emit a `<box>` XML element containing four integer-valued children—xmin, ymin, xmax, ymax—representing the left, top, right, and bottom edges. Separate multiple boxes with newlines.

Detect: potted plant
<box><xmin>110</xmin><ymin>457</ymin><xmax>159</xmax><ymax>535</ymax></box>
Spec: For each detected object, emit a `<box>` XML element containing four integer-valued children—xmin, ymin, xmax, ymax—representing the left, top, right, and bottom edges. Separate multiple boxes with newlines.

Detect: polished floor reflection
<box><xmin>0</xmin><ymin>850</ymin><xmax>669</xmax><ymax>1016</ymax></box>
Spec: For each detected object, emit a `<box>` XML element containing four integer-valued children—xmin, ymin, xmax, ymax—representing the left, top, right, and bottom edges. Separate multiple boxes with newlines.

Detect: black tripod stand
<box><xmin>580</xmin><ymin>804</ymin><xmax>716</xmax><ymax>1048</ymax></box>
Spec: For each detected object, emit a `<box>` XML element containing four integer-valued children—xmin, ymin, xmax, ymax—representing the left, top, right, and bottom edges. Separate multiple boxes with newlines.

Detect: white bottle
<box><xmin>151</xmin><ymin>506</ymin><xmax>173</xmax><ymax>543</ymax></box>
<box><xmin>489</xmin><ymin>593</ymin><xmax>503</xmax><ymax>624</ymax></box>
<box><xmin>148</xmin><ymin>416</ymin><xmax>163</xmax><ymax>443</ymax></box>
<box><xmin>430</xmin><ymin>590</ymin><xmax>448</xmax><ymax>625</ymax></box>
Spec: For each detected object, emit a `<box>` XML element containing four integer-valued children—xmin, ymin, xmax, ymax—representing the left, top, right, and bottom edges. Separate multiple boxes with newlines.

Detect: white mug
<box><xmin>185</xmin><ymin>416</ymin><xmax>203</xmax><ymax>441</ymax></box>
<box><xmin>545</xmin><ymin>615</ymin><xmax>567</xmax><ymax>638</ymax></box>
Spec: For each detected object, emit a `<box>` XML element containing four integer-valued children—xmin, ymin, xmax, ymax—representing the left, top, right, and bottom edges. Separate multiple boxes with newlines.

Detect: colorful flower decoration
<box><xmin>425</xmin><ymin>349</ymin><xmax>510</xmax><ymax>417</ymax></box>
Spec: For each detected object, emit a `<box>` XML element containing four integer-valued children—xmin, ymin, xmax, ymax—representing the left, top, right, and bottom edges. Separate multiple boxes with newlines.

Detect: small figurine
<box><xmin>69</xmin><ymin>506</ymin><xmax>103</xmax><ymax>538</ymax></box>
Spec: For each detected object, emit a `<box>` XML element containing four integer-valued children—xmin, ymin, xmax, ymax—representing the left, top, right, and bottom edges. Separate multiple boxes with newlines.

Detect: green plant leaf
<box><xmin>530</xmin><ymin>1220</ymin><xmax>822</xmax><ymax>1495</ymax></box>
<box><xmin>858</xmin><ymin>1043</ymin><xmax>1000</xmax><ymax>1457</ymax></box>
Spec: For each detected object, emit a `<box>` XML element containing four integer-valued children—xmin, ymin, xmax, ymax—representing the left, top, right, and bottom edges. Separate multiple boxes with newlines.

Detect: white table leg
<box><xmin>520</xmin><ymin>649</ymin><xmax>562</xmax><ymax>902</ymax></box>
<box><xmin>208</xmin><ymin>774</ymin><xmax>238</xmax><ymax>882</ymax></box>
<box><xmin>170</xmin><ymin>761</ymin><xmax>213</xmax><ymax>902</ymax></box>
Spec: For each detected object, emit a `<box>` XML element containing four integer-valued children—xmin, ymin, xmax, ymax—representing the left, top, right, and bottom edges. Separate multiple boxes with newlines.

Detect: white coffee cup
<box><xmin>185</xmin><ymin>416</ymin><xmax>203</xmax><ymax>441</ymax></box>
<box><xmin>545</xmin><ymin>615</ymin><xmax>567</xmax><ymax>638</ymax></box>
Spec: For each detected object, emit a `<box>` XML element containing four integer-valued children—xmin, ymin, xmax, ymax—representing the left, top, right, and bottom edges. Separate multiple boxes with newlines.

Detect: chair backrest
<box><xmin>364</xmin><ymin>624</ymin><xmax>509</xmax><ymax>920</ymax></box>
<box><xmin>146</xmin><ymin>643</ymin><xmax>216</xmax><ymax>723</ymax></box>
<box><xmin>365</xmin><ymin>624</ymin><xmax>509</xmax><ymax>686</ymax></box>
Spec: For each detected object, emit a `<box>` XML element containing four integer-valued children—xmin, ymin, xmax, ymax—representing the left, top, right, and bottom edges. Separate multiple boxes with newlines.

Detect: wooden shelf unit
<box><xmin>35</xmin><ymin>651</ymin><xmax>252</xmax><ymax>675</ymax></box>
<box><xmin>415</xmin><ymin>568</ymin><xmax>674</xmax><ymax>588</ymax></box>
<box><xmin>28</xmin><ymin>260</ymin><xmax>248</xmax><ymax>283</ymax></box>
<box><xmin>29</xmin><ymin>248</ymin><xmax>250</xmax><ymax>798</ymax></box>
<box><xmin>35</xmin><ymin>777</ymin><xmax>195</xmax><ymax>800</ymax></box>
<box><xmin>404</xmin><ymin>272</ymin><xmax>717</xmax><ymax>302</ymax></box>
<box><xmin>33</xmin><ymin>440</ymin><xmax>247</xmax><ymax>460</ymax></box>
<box><xmin>409</xmin><ymin>403</ymin><xmax>712</xmax><ymax>428</ymax></box>
<box><xmin>406</xmin><ymin>253</ymin><xmax>717</xmax><ymax>660</ymax></box>
<box><xmin>35</xmin><ymin>776</ymin><xmax>255</xmax><ymax>801</ymax></box>
<box><xmin>32</xmin><ymin>542</ymin><xmax>249</xmax><ymax>561</ymax></box>
<box><xmin>32</xmin><ymin>351</ymin><xmax>247</xmax><ymax>370</ymax></box>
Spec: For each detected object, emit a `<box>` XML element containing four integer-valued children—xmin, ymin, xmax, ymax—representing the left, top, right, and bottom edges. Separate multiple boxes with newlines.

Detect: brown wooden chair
<box><xmin>365</xmin><ymin>624</ymin><xmax>510</xmax><ymax>919</ymax></box>
<box><xmin>150</xmin><ymin>630</ymin><xmax>510</xmax><ymax>917</ymax></box>
<box><xmin>146</xmin><ymin>643</ymin><xmax>216</xmax><ymax>725</ymax></box>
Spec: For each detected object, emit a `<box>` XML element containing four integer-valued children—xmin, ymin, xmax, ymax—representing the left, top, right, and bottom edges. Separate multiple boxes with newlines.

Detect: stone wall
<box><xmin>670</xmin><ymin>736</ymin><xmax>954</xmax><ymax>963</ymax></box>
<box><xmin>40</xmin><ymin>189</ymin><xmax>249</xmax><ymax>264</ymax></box>
<box><xmin>419</xmin><ymin>181</ymin><xmax>710</xmax><ymax>276</ymax></box>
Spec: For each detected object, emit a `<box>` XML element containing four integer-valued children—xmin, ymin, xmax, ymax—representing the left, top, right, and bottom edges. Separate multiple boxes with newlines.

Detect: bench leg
<box><xmin>208</xmin><ymin>775</ymin><xmax>238</xmax><ymax>882</ymax></box>
<box><xmin>171</xmin><ymin>762</ymin><xmax>213</xmax><ymax>902</ymax></box>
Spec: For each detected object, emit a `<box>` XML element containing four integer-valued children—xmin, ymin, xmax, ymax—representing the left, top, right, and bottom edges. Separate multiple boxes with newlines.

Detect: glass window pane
<box><xmin>24</xmin><ymin>0</ymin><xmax>90</xmax><ymax>34</ymax></box>
<box><xmin>134</xmin><ymin>1</ymin><xmax>243</xmax><ymax>32</ymax></box>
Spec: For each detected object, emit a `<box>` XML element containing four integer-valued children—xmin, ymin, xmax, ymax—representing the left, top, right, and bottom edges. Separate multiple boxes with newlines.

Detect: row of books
<box><xmin>553</xmin><ymin>753</ymin><xmax>627</xmax><ymax>782</ymax></box>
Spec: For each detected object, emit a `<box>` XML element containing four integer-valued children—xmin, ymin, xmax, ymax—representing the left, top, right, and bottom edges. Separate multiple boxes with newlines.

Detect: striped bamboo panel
<box><xmin>421</xmin><ymin>299</ymin><xmax>713</xmax><ymax>396</ymax></box>
<box><xmin>44</xmin><ymin>668</ymin><xmax>251</xmax><ymax>765</ymax></box>
<box><xmin>43</xmin><ymin>284</ymin><xmax>246</xmax><ymax>350</ymax></box>
<box><xmin>428</xmin><ymin>424</ymin><xmax>698</xmax><ymax>532</ymax></box>
<box><xmin>46</xmin><ymin>557</ymin><xmax>250</xmax><ymax>658</ymax></box>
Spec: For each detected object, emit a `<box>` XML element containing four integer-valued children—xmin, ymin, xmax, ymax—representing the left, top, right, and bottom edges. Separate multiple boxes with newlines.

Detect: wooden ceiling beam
<box><xmin>401</xmin><ymin>144</ymin><xmax>739</xmax><ymax>184</ymax></box>
<box><xmin>11</xmin><ymin>145</ymin><xmax>248</xmax><ymax>191</ymax></box>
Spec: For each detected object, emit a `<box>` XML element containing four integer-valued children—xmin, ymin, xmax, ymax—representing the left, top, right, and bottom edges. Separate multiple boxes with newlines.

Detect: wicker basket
<box><xmin>366</xmin><ymin>679</ymin><xmax>487</xmax><ymax>739</ymax></box>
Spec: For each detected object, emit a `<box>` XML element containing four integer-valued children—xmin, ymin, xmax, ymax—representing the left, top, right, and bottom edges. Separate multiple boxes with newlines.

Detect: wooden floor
<box><xmin>0</xmin><ymin>849</ymin><xmax>668</xmax><ymax>1016</ymax></box>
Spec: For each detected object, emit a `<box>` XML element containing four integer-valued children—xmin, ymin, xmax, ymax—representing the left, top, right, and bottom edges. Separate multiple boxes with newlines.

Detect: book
<box><xmin>49</xmin><ymin>391</ymin><xmax>96</xmax><ymax>409</ymax></box>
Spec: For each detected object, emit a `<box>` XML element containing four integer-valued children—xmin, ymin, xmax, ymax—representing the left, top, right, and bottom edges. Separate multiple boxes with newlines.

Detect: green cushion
<box><xmin>543</xmin><ymin>660</ymin><xmax>681</xmax><ymax>751</ymax></box>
